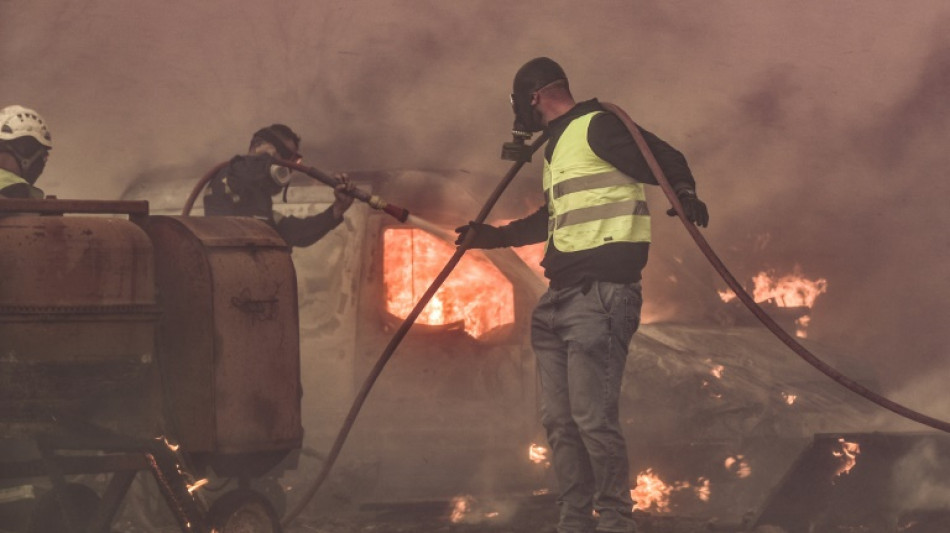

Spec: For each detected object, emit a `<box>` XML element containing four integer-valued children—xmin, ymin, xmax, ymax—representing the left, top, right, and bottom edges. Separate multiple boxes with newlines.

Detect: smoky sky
<box><xmin>3</xmin><ymin>1</ymin><xmax>950</xmax><ymax>401</ymax></box>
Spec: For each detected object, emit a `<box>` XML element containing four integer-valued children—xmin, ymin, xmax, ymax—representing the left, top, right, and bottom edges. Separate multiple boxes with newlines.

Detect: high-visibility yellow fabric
<box><xmin>0</xmin><ymin>168</ymin><xmax>43</xmax><ymax>199</ymax></box>
<box><xmin>542</xmin><ymin>111</ymin><xmax>650</xmax><ymax>252</ymax></box>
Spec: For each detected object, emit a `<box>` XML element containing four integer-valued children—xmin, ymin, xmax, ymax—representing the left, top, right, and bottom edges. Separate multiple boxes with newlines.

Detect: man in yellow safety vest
<box><xmin>456</xmin><ymin>57</ymin><xmax>709</xmax><ymax>533</ymax></box>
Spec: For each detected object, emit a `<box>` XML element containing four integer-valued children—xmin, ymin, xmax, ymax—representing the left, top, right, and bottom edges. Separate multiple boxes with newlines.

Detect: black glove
<box><xmin>454</xmin><ymin>221</ymin><xmax>507</xmax><ymax>249</ymax></box>
<box><xmin>666</xmin><ymin>190</ymin><xmax>709</xmax><ymax>228</ymax></box>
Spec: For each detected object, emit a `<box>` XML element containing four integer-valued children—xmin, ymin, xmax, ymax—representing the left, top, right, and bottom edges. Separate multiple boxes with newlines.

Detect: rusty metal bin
<box><xmin>0</xmin><ymin>213</ymin><xmax>159</xmax><ymax>437</ymax></box>
<box><xmin>145</xmin><ymin>215</ymin><xmax>302</xmax><ymax>477</ymax></box>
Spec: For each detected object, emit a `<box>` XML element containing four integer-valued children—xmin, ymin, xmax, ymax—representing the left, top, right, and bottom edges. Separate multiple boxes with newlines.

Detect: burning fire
<box><xmin>631</xmin><ymin>469</ymin><xmax>710</xmax><ymax>513</ymax></box>
<box><xmin>384</xmin><ymin>228</ymin><xmax>514</xmax><ymax>339</ymax></box>
<box><xmin>694</xmin><ymin>478</ymin><xmax>711</xmax><ymax>502</ymax></box>
<box><xmin>632</xmin><ymin>469</ymin><xmax>673</xmax><ymax>512</ymax></box>
<box><xmin>751</xmin><ymin>268</ymin><xmax>828</xmax><ymax>308</ymax></box>
<box><xmin>718</xmin><ymin>289</ymin><xmax>737</xmax><ymax>303</ymax></box>
<box><xmin>529</xmin><ymin>443</ymin><xmax>550</xmax><ymax>465</ymax></box>
<box><xmin>794</xmin><ymin>315</ymin><xmax>811</xmax><ymax>338</ymax></box>
<box><xmin>450</xmin><ymin>495</ymin><xmax>473</xmax><ymax>523</ymax></box>
<box><xmin>186</xmin><ymin>478</ymin><xmax>209</xmax><ymax>493</ymax></box>
<box><xmin>832</xmin><ymin>438</ymin><xmax>861</xmax><ymax>479</ymax></box>
<box><xmin>448</xmin><ymin>495</ymin><xmax>500</xmax><ymax>524</ymax></box>
<box><xmin>157</xmin><ymin>435</ymin><xmax>180</xmax><ymax>452</ymax></box>
<box><xmin>719</xmin><ymin>266</ymin><xmax>828</xmax><ymax>337</ymax></box>
<box><xmin>724</xmin><ymin>455</ymin><xmax>752</xmax><ymax>478</ymax></box>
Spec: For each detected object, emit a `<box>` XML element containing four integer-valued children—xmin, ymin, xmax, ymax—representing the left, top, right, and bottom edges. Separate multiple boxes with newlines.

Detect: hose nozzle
<box><xmin>272</xmin><ymin>159</ymin><xmax>410</xmax><ymax>222</ymax></box>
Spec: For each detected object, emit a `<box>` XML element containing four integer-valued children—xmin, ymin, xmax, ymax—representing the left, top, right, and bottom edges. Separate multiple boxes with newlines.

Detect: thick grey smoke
<box><xmin>3</xmin><ymin>0</ymin><xmax>949</xmax><ymax>395</ymax></box>
<box><xmin>890</xmin><ymin>438</ymin><xmax>950</xmax><ymax>515</ymax></box>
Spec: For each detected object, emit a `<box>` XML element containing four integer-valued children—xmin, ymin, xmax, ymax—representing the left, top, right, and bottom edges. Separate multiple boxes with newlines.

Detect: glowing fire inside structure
<box><xmin>383</xmin><ymin>228</ymin><xmax>515</xmax><ymax>339</ymax></box>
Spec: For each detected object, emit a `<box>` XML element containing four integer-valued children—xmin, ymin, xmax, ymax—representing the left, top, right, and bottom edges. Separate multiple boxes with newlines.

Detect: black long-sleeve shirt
<box><xmin>203</xmin><ymin>154</ymin><xmax>343</xmax><ymax>247</ymax></box>
<box><xmin>499</xmin><ymin>99</ymin><xmax>698</xmax><ymax>287</ymax></box>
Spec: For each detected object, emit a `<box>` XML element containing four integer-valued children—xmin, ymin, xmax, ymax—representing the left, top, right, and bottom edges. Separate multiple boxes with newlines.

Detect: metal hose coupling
<box><xmin>501</xmin><ymin>130</ymin><xmax>534</xmax><ymax>162</ymax></box>
<box><xmin>366</xmin><ymin>195</ymin><xmax>387</xmax><ymax>210</ymax></box>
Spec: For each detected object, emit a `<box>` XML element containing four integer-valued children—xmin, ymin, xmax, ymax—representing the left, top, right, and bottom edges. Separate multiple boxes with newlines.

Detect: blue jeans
<box><xmin>531</xmin><ymin>280</ymin><xmax>642</xmax><ymax>533</ymax></box>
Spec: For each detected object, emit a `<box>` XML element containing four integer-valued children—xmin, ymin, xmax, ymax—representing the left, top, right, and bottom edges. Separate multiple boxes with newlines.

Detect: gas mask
<box><xmin>249</xmin><ymin>129</ymin><xmax>302</xmax><ymax>189</ymax></box>
<box><xmin>269</xmin><ymin>161</ymin><xmax>293</xmax><ymax>187</ymax></box>
<box><xmin>501</xmin><ymin>91</ymin><xmax>540</xmax><ymax>162</ymax></box>
<box><xmin>503</xmin><ymin>56</ymin><xmax>567</xmax><ymax>161</ymax></box>
<box><xmin>1</xmin><ymin>139</ymin><xmax>48</xmax><ymax>185</ymax></box>
<box><xmin>21</xmin><ymin>152</ymin><xmax>47</xmax><ymax>185</ymax></box>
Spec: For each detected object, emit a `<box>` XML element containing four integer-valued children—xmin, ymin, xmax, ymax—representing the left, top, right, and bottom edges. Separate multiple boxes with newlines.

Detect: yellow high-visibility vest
<box><xmin>543</xmin><ymin>111</ymin><xmax>650</xmax><ymax>253</ymax></box>
<box><xmin>0</xmin><ymin>169</ymin><xmax>43</xmax><ymax>199</ymax></box>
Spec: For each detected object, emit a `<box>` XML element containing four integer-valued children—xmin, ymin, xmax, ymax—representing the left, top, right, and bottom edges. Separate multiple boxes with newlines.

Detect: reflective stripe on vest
<box><xmin>542</xmin><ymin>111</ymin><xmax>650</xmax><ymax>252</ymax></box>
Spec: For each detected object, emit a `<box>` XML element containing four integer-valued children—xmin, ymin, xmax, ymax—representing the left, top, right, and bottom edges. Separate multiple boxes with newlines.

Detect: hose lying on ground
<box><xmin>602</xmin><ymin>101</ymin><xmax>950</xmax><ymax>434</ymax></box>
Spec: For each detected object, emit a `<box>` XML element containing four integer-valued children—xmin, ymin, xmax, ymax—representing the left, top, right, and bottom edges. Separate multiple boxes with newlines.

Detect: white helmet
<box><xmin>0</xmin><ymin>105</ymin><xmax>52</xmax><ymax>149</ymax></box>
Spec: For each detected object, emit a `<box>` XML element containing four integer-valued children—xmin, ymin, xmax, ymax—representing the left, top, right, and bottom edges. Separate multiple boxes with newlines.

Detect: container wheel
<box><xmin>27</xmin><ymin>482</ymin><xmax>100</xmax><ymax>533</ymax></box>
<box><xmin>209</xmin><ymin>488</ymin><xmax>282</xmax><ymax>533</ymax></box>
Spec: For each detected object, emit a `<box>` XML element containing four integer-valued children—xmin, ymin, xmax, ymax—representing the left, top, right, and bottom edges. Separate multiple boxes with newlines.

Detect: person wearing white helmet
<box><xmin>0</xmin><ymin>105</ymin><xmax>52</xmax><ymax>199</ymax></box>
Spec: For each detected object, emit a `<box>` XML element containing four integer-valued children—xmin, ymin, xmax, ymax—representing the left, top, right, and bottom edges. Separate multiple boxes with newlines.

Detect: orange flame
<box><xmin>632</xmin><ymin>469</ymin><xmax>674</xmax><ymax>512</ymax></box>
<box><xmin>724</xmin><ymin>455</ymin><xmax>752</xmax><ymax>478</ymax></box>
<box><xmin>832</xmin><ymin>438</ymin><xmax>861</xmax><ymax>479</ymax></box>
<box><xmin>450</xmin><ymin>495</ymin><xmax>473</xmax><ymax>523</ymax></box>
<box><xmin>718</xmin><ymin>269</ymin><xmax>828</xmax><ymax>308</ymax></box>
<box><xmin>718</xmin><ymin>267</ymin><xmax>827</xmax><ymax>337</ymax></box>
<box><xmin>631</xmin><ymin>469</ymin><xmax>711</xmax><ymax>513</ymax></box>
<box><xmin>383</xmin><ymin>228</ymin><xmax>514</xmax><ymax>339</ymax></box>
<box><xmin>694</xmin><ymin>478</ymin><xmax>711</xmax><ymax>502</ymax></box>
<box><xmin>794</xmin><ymin>315</ymin><xmax>811</xmax><ymax>338</ymax></box>
<box><xmin>782</xmin><ymin>391</ymin><xmax>798</xmax><ymax>406</ymax></box>
<box><xmin>186</xmin><ymin>478</ymin><xmax>209</xmax><ymax>493</ymax></box>
<box><xmin>529</xmin><ymin>443</ymin><xmax>549</xmax><ymax>465</ymax></box>
<box><xmin>718</xmin><ymin>289</ymin><xmax>737</xmax><ymax>303</ymax></box>
<box><xmin>751</xmin><ymin>268</ymin><xmax>828</xmax><ymax>308</ymax></box>
<box><xmin>157</xmin><ymin>435</ymin><xmax>180</xmax><ymax>452</ymax></box>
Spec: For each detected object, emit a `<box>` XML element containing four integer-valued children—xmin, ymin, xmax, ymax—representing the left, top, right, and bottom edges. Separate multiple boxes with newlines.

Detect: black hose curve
<box><xmin>601</xmin><ymin>101</ymin><xmax>950</xmax><ymax>434</ymax></box>
<box><xmin>182</xmin><ymin>161</ymin><xmax>228</xmax><ymax>216</ymax></box>
<box><xmin>280</xmin><ymin>134</ymin><xmax>550</xmax><ymax>527</ymax></box>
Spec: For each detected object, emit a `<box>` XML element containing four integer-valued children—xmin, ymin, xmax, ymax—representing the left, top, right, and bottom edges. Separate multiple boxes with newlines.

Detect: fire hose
<box><xmin>279</xmin><ymin>133</ymin><xmax>550</xmax><ymax>527</ymax></box>
<box><xmin>279</xmin><ymin>105</ymin><xmax>950</xmax><ymax>526</ymax></box>
<box><xmin>600</xmin><ymin>101</ymin><xmax>950</xmax><ymax>435</ymax></box>
<box><xmin>188</xmin><ymin>107</ymin><xmax>950</xmax><ymax>527</ymax></box>
<box><xmin>181</xmin><ymin>149</ymin><xmax>545</xmax><ymax>526</ymax></box>
<box><xmin>181</xmin><ymin>159</ymin><xmax>410</xmax><ymax>222</ymax></box>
